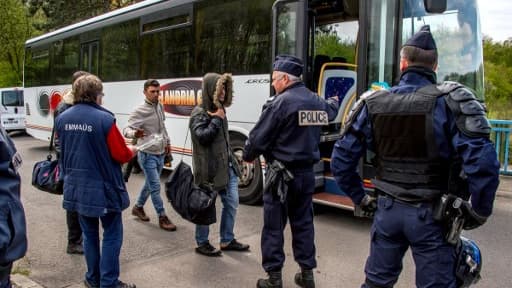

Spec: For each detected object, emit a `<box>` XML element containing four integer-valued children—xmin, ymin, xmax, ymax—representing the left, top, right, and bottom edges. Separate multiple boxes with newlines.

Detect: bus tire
<box><xmin>230</xmin><ymin>133</ymin><xmax>263</xmax><ymax>205</ymax></box>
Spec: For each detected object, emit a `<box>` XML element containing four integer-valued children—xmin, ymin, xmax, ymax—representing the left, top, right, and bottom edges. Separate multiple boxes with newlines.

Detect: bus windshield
<box><xmin>402</xmin><ymin>0</ymin><xmax>484</xmax><ymax>99</ymax></box>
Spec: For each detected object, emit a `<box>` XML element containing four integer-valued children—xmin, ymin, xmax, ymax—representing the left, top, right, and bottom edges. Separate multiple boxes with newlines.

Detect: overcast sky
<box><xmin>478</xmin><ymin>0</ymin><xmax>512</xmax><ymax>41</ymax></box>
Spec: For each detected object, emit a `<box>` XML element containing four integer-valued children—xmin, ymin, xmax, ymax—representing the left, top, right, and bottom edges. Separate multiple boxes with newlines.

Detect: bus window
<box><xmin>101</xmin><ymin>19</ymin><xmax>139</xmax><ymax>82</ymax></box>
<box><xmin>402</xmin><ymin>0</ymin><xmax>484</xmax><ymax>99</ymax></box>
<box><xmin>274</xmin><ymin>1</ymin><xmax>301</xmax><ymax>56</ymax></box>
<box><xmin>367</xmin><ymin>0</ymin><xmax>400</xmax><ymax>87</ymax></box>
<box><xmin>25</xmin><ymin>48</ymin><xmax>50</xmax><ymax>87</ymax></box>
<box><xmin>194</xmin><ymin>0</ymin><xmax>273</xmax><ymax>75</ymax></box>
<box><xmin>51</xmin><ymin>37</ymin><xmax>80</xmax><ymax>85</ymax></box>
<box><xmin>80</xmin><ymin>41</ymin><xmax>99</xmax><ymax>75</ymax></box>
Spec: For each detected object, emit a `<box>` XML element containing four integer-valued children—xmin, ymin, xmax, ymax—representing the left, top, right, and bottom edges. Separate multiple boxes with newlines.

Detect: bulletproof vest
<box><xmin>365</xmin><ymin>85</ymin><xmax>450</xmax><ymax>201</ymax></box>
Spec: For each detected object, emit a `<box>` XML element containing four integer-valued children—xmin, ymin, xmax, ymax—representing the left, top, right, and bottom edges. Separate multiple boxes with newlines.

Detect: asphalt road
<box><xmin>8</xmin><ymin>132</ymin><xmax>512</xmax><ymax>288</ymax></box>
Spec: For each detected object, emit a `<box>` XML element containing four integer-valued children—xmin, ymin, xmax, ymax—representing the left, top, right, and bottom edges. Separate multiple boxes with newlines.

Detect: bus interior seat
<box><xmin>318</xmin><ymin>62</ymin><xmax>357</xmax><ymax>128</ymax></box>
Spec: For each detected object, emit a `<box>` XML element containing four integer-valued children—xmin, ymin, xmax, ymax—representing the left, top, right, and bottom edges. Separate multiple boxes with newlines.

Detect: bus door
<box><xmin>271</xmin><ymin>0</ymin><xmax>360</xmax><ymax>209</ymax></box>
<box><xmin>271</xmin><ymin>0</ymin><xmax>308</xmax><ymax>82</ymax></box>
<box><xmin>1</xmin><ymin>89</ymin><xmax>25</xmax><ymax>132</ymax></box>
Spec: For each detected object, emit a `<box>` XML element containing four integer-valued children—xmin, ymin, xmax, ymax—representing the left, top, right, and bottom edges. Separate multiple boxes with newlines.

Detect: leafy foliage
<box><xmin>22</xmin><ymin>0</ymin><xmax>141</xmax><ymax>31</ymax></box>
<box><xmin>0</xmin><ymin>0</ymin><xmax>35</xmax><ymax>86</ymax></box>
<box><xmin>483</xmin><ymin>37</ymin><xmax>512</xmax><ymax>119</ymax></box>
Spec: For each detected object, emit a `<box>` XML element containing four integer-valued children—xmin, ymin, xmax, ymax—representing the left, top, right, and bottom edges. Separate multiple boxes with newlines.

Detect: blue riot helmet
<box><xmin>455</xmin><ymin>237</ymin><xmax>482</xmax><ymax>287</ymax></box>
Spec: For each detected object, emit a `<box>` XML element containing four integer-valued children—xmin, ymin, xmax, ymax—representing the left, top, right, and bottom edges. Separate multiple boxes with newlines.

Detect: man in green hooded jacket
<box><xmin>189</xmin><ymin>73</ymin><xmax>250</xmax><ymax>256</ymax></box>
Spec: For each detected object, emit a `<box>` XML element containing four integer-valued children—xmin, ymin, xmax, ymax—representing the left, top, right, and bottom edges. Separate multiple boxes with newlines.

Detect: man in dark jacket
<box><xmin>189</xmin><ymin>73</ymin><xmax>250</xmax><ymax>257</ymax></box>
<box><xmin>0</xmin><ymin>125</ymin><xmax>27</xmax><ymax>288</ymax></box>
<box><xmin>331</xmin><ymin>25</ymin><xmax>500</xmax><ymax>288</ymax></box>
<box><xmin>243</xmin><ymin>55</ymin><xmax>339</xmax><ymax>288</ymax></box>
<box><xmin>53</xmin><ymin>70</ymin><xmax>89</xmax><ymax>255</ymax></box>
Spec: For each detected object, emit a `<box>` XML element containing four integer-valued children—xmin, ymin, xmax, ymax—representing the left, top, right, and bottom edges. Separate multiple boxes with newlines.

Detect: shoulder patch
<box><xmin>298</xmin><ymin>110</ymin><xmax>329</xmax><ymax>126</ymax></box>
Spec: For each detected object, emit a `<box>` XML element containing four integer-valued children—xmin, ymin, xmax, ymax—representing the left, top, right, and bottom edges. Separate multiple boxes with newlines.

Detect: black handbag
<box><xmin>165</xmin><ymin>161</ymin><xmax>217</xmax><ymax>225</ymax></box>
<box><xmin>31</xmin><ymin>126</ymin><xmax>63</xmax><ymax>195</ymax></box>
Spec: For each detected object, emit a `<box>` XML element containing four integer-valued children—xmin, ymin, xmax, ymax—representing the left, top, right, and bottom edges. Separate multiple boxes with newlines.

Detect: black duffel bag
<box><xmin>165</xmin><ymin>161</ymin><xmax>217</xmax><ymax>225</ymax></box>
<box><xmin>32</xmin><ymin>154</ymin><xmax>63</xmax><ymax>195</ymax></box>
<box><xmin>31</xmin><ymin>126</ymin><xmax>63</xmax><ymax>195</ymax></box>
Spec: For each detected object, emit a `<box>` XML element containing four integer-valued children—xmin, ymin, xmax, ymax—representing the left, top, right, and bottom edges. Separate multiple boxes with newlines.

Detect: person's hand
<box><xmin>127</xmin><ymin>144</ymin><xmax>138</xmax><ymax>156</ymax></box>
<box><xmin>208</xmin><ymin>108</ymin><xmax>225</xmax><ymax>119</ymax></box>
<box><xmin>462</xmin><ymin>202</ymin><xmax>487</xmax><ymax>230</ymax></box>
<box><xmin>354</xmin><ymin>194</ymin><xmax>377</xmax><ymax>218</ymax></box>
<box><xmin>134</xmin><ymin>128</ymin><xmax>145</xmax><ymax>138</ymax></box>
<box><xmin>165</xmin><ymin>144</ymin><xmax>171</xmax><ymax>155</ymax></box>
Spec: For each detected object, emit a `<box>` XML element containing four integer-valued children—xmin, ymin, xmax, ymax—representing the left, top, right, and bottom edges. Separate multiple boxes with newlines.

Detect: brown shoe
<box><xmin>131</xmin><ymin>206</ymin><xmax>150</xmax><ymax>222</ymax></box>
<box><xmin>159</xmin><ymin>215</ymin><xmax>177</xmax><ymax>231</ymax></box>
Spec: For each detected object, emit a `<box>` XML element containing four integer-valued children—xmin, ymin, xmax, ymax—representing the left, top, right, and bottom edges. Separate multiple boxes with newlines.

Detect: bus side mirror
<box><xmin>424</xmin><ymin>0</ymin><xmax>446</xmax><ymax>14</ymax></box>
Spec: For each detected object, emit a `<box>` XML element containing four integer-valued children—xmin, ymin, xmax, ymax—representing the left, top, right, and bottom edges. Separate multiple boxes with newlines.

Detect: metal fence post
<box><xmin>489</xmin><ymin>119</ymin><xmax>512</xmax><ymax>175</ymax></box>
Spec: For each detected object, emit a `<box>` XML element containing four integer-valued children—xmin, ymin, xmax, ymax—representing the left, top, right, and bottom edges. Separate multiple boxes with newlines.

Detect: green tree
<box><xmin>315</xmin><ymin>32</ymin><xmax>356</xmax><ymax>64</ymax></box>
<box><xmin>23</xmin><ymin>0</ymin><xmax>142</xmax><ymax>32</ymax></box>
<box><xmin>482</xmin><ymin>37</ymin><xmax>512</xmax><ymax>119</ymax></box>
<box><xmin>0</xmin><ymin>0</ymin><xmax>34</xmax><ymax>86</ymax></box>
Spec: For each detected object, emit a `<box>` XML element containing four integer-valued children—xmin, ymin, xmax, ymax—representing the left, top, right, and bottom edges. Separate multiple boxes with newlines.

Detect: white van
<box><xmin>0</xmin><ymin>87</ymin><xmax>25</xmax><ymax>132</ymax></box>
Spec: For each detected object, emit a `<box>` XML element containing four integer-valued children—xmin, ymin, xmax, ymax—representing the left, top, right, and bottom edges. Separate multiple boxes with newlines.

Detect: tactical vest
<box><xmin>365</xmin><ymin>85</ymin><xmax>450</xmax><ymax>202</ymax></box>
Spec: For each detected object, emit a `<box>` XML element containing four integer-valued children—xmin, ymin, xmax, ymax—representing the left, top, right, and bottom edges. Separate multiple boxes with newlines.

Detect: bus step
<box><xmin>313</xmin><ymin>192</ymin><xmax>354</xmax><ymax>210</ymax></box>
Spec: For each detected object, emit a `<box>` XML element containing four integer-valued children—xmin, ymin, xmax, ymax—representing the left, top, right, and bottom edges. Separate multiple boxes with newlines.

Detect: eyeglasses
<box><xmin>272</xmin><ymin>75</ymin><xmax>285</xmax><ymax>82</ymax></box>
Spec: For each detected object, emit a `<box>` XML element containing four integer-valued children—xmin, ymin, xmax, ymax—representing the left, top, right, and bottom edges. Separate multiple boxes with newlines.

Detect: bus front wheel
<box><xmin>230</xmin><ymin>134</ymin><xmax>263</xmax><ymax>205</ymax></box>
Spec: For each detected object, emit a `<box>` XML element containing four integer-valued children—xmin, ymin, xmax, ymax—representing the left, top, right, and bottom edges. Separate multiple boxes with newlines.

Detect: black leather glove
<box><xmin>354</xmin><ymin>194</ymin><xmax>377</xmax><ymax>218</ymax></box>
<box><xmin>462</xmin><ymin>202</ymin><xmax>487</xmax><ymax>230</ymax></box>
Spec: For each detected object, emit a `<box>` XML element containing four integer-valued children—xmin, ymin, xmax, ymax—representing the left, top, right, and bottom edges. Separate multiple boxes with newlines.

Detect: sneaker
<box><xmin>83</xmin><ymin>279</ymin><xmax>99</xmax><ymax>288</ymax></box>
<box><xmin>159</xmin><ymin>215</ymin><xmax>177</xmax><ymax>231</ymax></box>
<box><xmin>116</xmin><ymin>280</ymin><xmax>136</xmax><ymax>288</ymax></box>
<box><xmin>131</xmin><ymin>206</ymin><xmax>150</xmax><ymax>222</ymax></box>
<box><xmin>220</xmin><ymin>239</ymin><xmax>250</xmax><ymax>251</ymax></box>
<box><xmin>67</xmin><ymin>243</ymin><xmax>84</xmax><ymax>255</ymax></box>
<box><xmin>195</xmin><ymin>242</ymin><xmax>222</xmax><ymax>257</ymax></box>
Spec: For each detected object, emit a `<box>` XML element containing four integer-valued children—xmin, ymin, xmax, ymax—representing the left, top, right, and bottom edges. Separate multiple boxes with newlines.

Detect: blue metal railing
<box><xmin>490</xmin><ymin>119</ymin><xmax>512</xmax><ymax>175</ymax></box>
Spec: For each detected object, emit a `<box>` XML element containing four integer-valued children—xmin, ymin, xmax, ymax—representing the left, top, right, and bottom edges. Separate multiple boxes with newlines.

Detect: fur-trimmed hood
<box><xmin>62</xmin><ymin>89</ymin><xmax>74</xmax><ymax>105</ymax></box>
<box><xmin>201</xmin><ymin>73</ymin><xmax>233</xmax><ymax>112</ymax></box>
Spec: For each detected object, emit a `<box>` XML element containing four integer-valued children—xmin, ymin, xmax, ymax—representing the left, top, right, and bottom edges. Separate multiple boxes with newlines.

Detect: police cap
<box><xmin>404</xmin><ymin>25</ymin><xmax>437</xmax><ymax>51</ymax></box>
<box><xmin>273</xmin><ymin>55</ymin><xmax>304</xmax><ymax>77</ymax></box>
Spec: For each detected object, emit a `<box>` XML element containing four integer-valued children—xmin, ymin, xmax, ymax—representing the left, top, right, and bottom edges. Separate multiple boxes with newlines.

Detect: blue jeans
<box><xmin>196</xmin><ymin>167</ymin><xmax>239</xmax><ymax>246</ymax></box>
<box><xmin>136</xmin><ymin>151</ymin><xmax>165</xmax><ymax>216</ymax></box>
<box><xmin>79</xmin><ymin>212</ymin><xmax>123</xmax><ymax>288</ymax></box>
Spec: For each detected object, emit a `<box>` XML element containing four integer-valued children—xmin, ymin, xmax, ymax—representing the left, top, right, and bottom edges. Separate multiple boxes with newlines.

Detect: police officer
<box><xmin>331</xmin><ymin>25</ymin><xmax>500</xmax><ymax>288</ymax></box>
<box><xmin>243</xmin><ymin>55</ymin><xmax>339</xmax><ymax>288</ymax></box>
<box><xmin>0</xmin><ymin>126</ymin><xmax>27</xmax><ymax>288</ymax></box>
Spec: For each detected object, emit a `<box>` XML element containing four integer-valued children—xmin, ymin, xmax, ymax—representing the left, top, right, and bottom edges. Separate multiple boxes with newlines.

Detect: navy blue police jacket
<box><xmin>243</xmin><ymin>82</ymin><xmax>339</xmax><ymax>165</ymax></box>
<box><xmin>330</xmin><ymin>68</ymin><xmax>500</xmax><ymax>217</ymax></box>
<box><xmin>0</xmin><ymin>126</ymin><xmax>27</xmax><ymax>264</ymax></box>
<box><xmin>56</xmin><ymin>102</ymin><xmax>129</xmax><ymax>217</ymax></box>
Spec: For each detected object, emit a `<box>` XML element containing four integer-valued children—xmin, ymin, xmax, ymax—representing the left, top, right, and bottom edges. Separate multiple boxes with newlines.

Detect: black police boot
<box><xmin>294</xmin><ymin>269</ymin><xmax>315</xmax><ymax>288</ymax></box>
<box><xmin>256</xmin><ymin>271</ymin><xmax>282</xmax><ymax>288</ymax></box>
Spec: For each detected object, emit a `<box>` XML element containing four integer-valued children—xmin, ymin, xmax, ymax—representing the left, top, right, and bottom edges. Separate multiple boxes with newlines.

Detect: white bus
<box><xmin>24</xmin><ymin>0</ymin><xmax>485</xmax><ymax>207</ymax></box>
<box><xmin>0</xmin><ymin>87</ymin><xmax>25</xmax><ymax>132</ymax></box>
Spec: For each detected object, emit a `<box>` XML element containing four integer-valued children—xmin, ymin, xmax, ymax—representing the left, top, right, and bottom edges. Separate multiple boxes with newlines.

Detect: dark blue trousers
<box><xmin>79</xmin><ymin>212</ymin><xmax>123</xmax><ymax>288</ymax></box>
<box><xmin>0</xmin><ymin>262</ymin><xmax>12</xmax><ymax>288</ymax></box>
<box><xmin>261</xmin><ymin>168</ymin><xmax>316</xmax><ymax>272</ymax></box>
<box><xmin>362</xmin><ymin>197</ymin><xmax>456</xmax><ymax>288</ymax></box>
